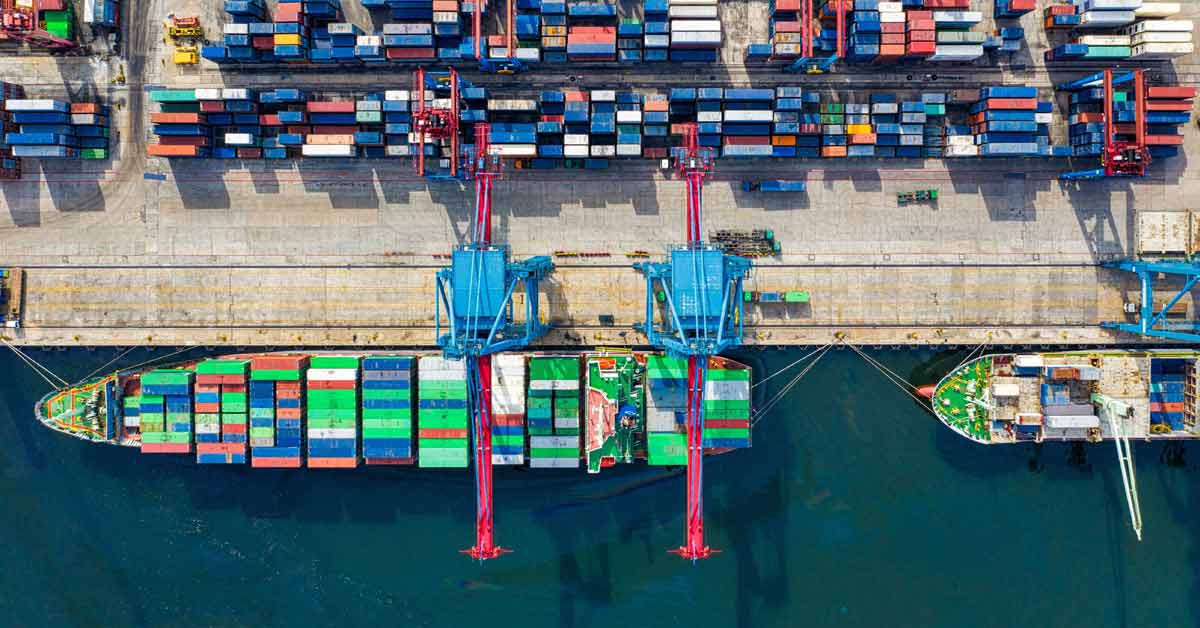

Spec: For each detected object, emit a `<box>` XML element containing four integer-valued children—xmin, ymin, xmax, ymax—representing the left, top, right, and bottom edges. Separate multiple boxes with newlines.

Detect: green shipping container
<box><xmin>142</xmin><ymin>370</ymin><xmax>193</xmax><ymax>385</ymax></box>
<box><xmin>707</xmin><ymin>368</ymin><xmax>750</xmax><ymax>382</ymax></box>
<box><xmin>362</xmin><ymin>408</ymin><xmax>410</xmax><ymax>420</ymax></box>
<box><xmin>149</xmin><ymin>89</ymin><xmax>198</xmax><ymax>103</ymax></box>
<box><xmin>361</xmin><ymin>389</ymin><xmax>409</xmax><ymax>400</ymax></box>
<box><xmin>143</xmin><ymin>432</ymin><xmax>191</xmax><ymax>444</ymax></box>
<box><xmin>80</xmin><ymin>148</ymin><xmax>108</xmax><ymax>160</ymax></box>
<box><xmin>250</xmin><ymin>369</ymin><xmax>302</xmax><ymax>381</ymax></box>
<box><xmin>529</xmin><ymin>447</ymin><xmax>579</xmax><ymax>459</ymax></box>
<box><xmin>195</xmin><ymin>359</ymin><xmax>249</xmax><ymax>375</ymax></box>
<box><xmin>309</xmin><ymin>356</ymin><xmax>361</xmax><ymax>369</ymax></box>
<box><xmin>647</xmin><ymin>432</ymin><xmax>687</xmax><ymax>465</ymax></box>
<box><xmin>421</xmin><ymin>438</ymin><xmax>469</xmax><ymax>449</ymax></box>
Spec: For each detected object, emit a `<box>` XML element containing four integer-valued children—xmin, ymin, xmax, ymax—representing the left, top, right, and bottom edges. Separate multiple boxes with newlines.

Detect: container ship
<box><xmin>930</xmin><ymin>350</ymin><xmax>1200</xmax><ymax>444</ymax></box>
<box><xmin>36</xmin><ymin>351</ymin><xmax>751</xmax><ymax>471</ymax></box>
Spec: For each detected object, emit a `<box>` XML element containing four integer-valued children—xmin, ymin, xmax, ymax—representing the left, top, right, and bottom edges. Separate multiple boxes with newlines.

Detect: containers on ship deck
<box><xmin>194</xmin><ymin>359</ymin><xmax>249</xmax><ymax>464</ymax></box>
<box><xmin>641</xmin><ymin>355</ymin><xmax>751</xmax><ymax>460</ymax></box>
<box><xmin>306</xmin><ymin>355</ymin><xmax>360</xmax><ymax>468</ymax></box>
<box><xmin>250</xmin><ymin>354</ymin><xmax>307</xmax><ymax>467</ymax></box>
<box><xmin>1149</xmin><ymin>358</ymin><xmax>1190</xmax><ymax>431</ymax></box>
<box><xmin>528</xmin><ymin>356</ymin><xmax>581</xmax><ymax>468</ymax></box>
<box><xmin>491</xmin><ymin>355</ymin><xmax>527</xmax><ymax>466</ymax></box>
<box><xmin>418</xmin><ymin>356</ymin><xmax>469</xmax><ymax>468</ymax></box>
<box><xmin>362</xmin><ymin>356</ymin><xmax>414</xmax><ymax>465</ymax></box>
<box><xmin>139</xmin><ymin>369</ymin><xmax>194</xmax><ymax>454</ymax></box>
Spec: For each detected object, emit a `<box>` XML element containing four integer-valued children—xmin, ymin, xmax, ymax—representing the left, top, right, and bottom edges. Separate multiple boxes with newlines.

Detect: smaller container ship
<box><xmin>36</xmin><ymin>351</ymin><xmax>751</xmax><ymax>472</ymax></box>
<box><xmin>930</xmin><ymin>350</ymin><xmax>1200</xmax><ymax>445</ymax></box>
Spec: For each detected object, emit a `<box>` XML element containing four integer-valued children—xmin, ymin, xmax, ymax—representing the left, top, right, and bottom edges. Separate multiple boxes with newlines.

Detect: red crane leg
<box><xmin>671</xmin><ymin>356</ymin><xmax>716</xmax><ymax>560</ymax></box>
<box><xmin>465</xmin><ymin>355</ymin><xmax>508</xmax><ymax>560</ymax></box>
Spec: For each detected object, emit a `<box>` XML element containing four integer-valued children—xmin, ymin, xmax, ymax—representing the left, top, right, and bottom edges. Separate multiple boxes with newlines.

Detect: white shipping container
<box><xmin>419</xmin><ymin>357</ymin><xmax>466</xmax><ymax>375</ymax></box>
<box><xmin>224</xmin><ymin>23</ymin><xmax>249</xmax><ymax>35</ymax></box>
<box><xmin>1081</xmin><ymin>0</ymin><xmax>1140</xmax><ymax>9</ymax></box>
<box><xmin>617</xmin><ymin>143</ymin><xmax>643</xmax><ymax>156</ymax></box>
<box><xmin>515</xmin><ymin>48</ymin><xmax>540</xmax><ymax>61</ymax></box>
<box><xmin>723</xmin><ymin>110</ymin><xmax>773</xmax><ymax>122</ymax></box>
<box><xmin>671</xmin><ymin>31</ymin><xmax>723</xmax><ymax>45</ymax></box>
<box><xmin>616</xmin><ymin>110</ymin><xmax>642</xmax><ymax>123</ymax></box>
<box><xmin>590</xmin><ymin>145</ymin><xmax>616</xmax><ymax>157</ymax></box>
<box><xmin>196</xmin><ymin>423</ymin><xmax>221</xmax><ymax>434</ymax></box>
<box><xmin>71</xmin><ymin>113</ymin><xmax>103</xmax><ymax>125</ymax></box>
<box><xmin>705</xmin><ymin>380</ymin><xmax>750</xmax><ymax>400</ymax></box>
<box><xmin>222</xmin><ymin>88</ymin><xmax>251</xmax><ymax>100</ymax></box>
<box><xmin>356</xmin><ymin>100</ymin><xmax>381</xmax><ymax>111</ymax></box>
<box><xmin>1035</xmin><ymin>112</ymin><xmax>1053</xmax><ymax>124</ymax></box>
<box><xmin>432</xmin><ymin>98</ymin><xmax>452</xmax><ymax>109</ymax></box>
<box><xmin>933</xmin><ymin>11</ymin><xmax>983</xmax><ymax>24</ymax></box>
<box><xmin>1126</xmin><ymin>19</ymin><xmax>1194</xmax><ymax>33</ymax></box>
<box><xmin>1135</xmin><ymin>2</ymin><xmax>1181</xmax><ymax>17</ymax></box>
<box><xmin>328</xmin><ymin>22</ymin><xmax>357</xmax><ymax>34</ymax></box>
<box><xmin>1131</xmin><ymin>42</ymin><xmax>1194</xmax><ymax>56</ymax></box>
<box><xmin>947</xmin><ymin>135</ymin><xmax>975</xmax><ymax>146</ymax></box>
<box><xmin>590</xmin><ymin>90</ymin><xmax>616</xmax><ymax>101</ymax></box>
<box><xmin>83</xmin><ymin>0</ymin><xmax>94</xmax><ymax>23</ymax></box>
<box><xmin>492</xmin><ymin>454</ymin><xmax>525</xmax><ymax>465</ymax></box>
<box><xmin>357</xmin><ymin>35</ymin><xmax>383</xmax><ymax>46</ymax></box>
<box><xmin>670</xmin><ymin>19</ymin><xmax>722</xmax><ymax>32</ymax></box>
<box><xmin>385</xmin><ymin>145</ymin><xmax>411</xmax><ymax>157</ymax></box>
<box><xmin>307</xmin><ymin>368</ymin><xmax>358</xmax><ymax>381</ymax></box>
<box><xmin>530</xmin><ymin>436</ymin><xmax>578</xmax><ymax>449</ymax></box>
<box><xmin>564</xmin><ymin>134</ymin><xmax>589</xmax><ymax>145</ymax></box>
<box><xmin>302</xmin><ymin>144</ymin><xmax>356</xmax><ymax>157</ymax></box>
<box><xmin>564</xmin><ymin>144</ymin><xmax>590</xmax><ymax>157</ymax></box>
<box><xmin>194</xmin><ymin>88</ymin><xmax>222</xmax><ymax>100</ymax></box>
<box><xmin>308</xmin><ymin>428</ymin><xmax>357</xmax><ymax>439</ymax></box>
<box><xmin>1079</xmin><ymin>10</ymin><xmax>1136</xmax><ymax>28</ymax></box>
<box><xmin>1045</xmin><ymin>415</ymin><xmax>1100</xmax><ymax>429</ymax></box>
<box><xmin>492</xmin><ymin>144</ymin><xmax>537</xmax><ymax>157</ymax></box>
<box><xmin>697</xmin><ymin>111</ymin><xmax>722</xmax><ymax>122</ymax></box>
<box><xmin>4</xmin><ymin>99</ymin><xmax>65</xmax><ymax>111</ymax></box>
<box><xmin>669</xmin><ymin>5</ymin><xmax>718</xmax><ymax>18</ymax></box>
<box><xmin>928</xmin><ymin>44</ymin><xmax>984</xmax><ymax>61</ymax></box>
<box><xmin>488</xmin><ymin>99</ymin><xmax>538</xmax><ymax>111</ymax></box>
<box><xmin>124</xmin><ymin>414</ymin><xmax>140</xmax><ymax>427</ymax></box>
<box><xmin>385</xmin><ymin>90</ymin><xmax>409</xmax><ymax>101</ymax></box>
<box><xmin>945</xmin><ymin>144</ymin><xmax>979</xmax><ymax>157</ymax></box>
<box><xmin>879</xmin><ymin>11</ymin><xmax>906</xmax><ymax>23</ymax></box>
<box><xmin>224</xmin><ymin>133</ymin><xmax>254</xmax><ymax>146</ymax></box>
<box><xmin>644</xmin><ymin>34</ymin><xmax>671</xmax><ymax>47</ymax></box>
<box><xmin>1133</xmin><ymin>31</ymin><xmax>1193</xmax><ymax>43</ymax></box>
<box><xmin>1076</xmin><ymin>35</ymin><xmax>1132</xmax><ymax>46</ymax></box>
<box><xmin>668</xmin><ymin>0</ymin><xmax>718</xmax><ymax>5</ymax></box>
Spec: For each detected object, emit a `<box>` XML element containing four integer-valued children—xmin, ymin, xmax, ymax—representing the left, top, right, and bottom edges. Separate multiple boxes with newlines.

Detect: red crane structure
<box><xmin>1058</xmin><ymin>68</ymin><xmax>1151</xmax><ymax>181</ymax></box>
<box><xmin>1</xmin><ymin>0</ymin><xmax>75</xmax><ymax>49</ymax></box>
<box><xmin>636</xmin><ymin>122</ymin><xmax>751</xmax><ymax>561</ymax></box>
<box><xmin>412</xmin><ymin>67</ymin><xmax>461</xmax><ymax>179</ymax></box>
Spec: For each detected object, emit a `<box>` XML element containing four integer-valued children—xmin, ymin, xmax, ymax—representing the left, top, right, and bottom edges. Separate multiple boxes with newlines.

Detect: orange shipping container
<box><xmin>151</xmin><ymin>112</ymin><xmax>204</xmax><ymax>124</ymax></box>
<box><xmin>306</xmin><ymin>134</ymin><xmax>355</xmax><ymax>145</ymax></box>
<box><xmin>146</xmin><ymin>144</ymin><xmax>202</xmax><ymax>157</ymax></box>
<box><xmin>70</xmin><ymin>102</ymin><xmax>99</xmax><ymax>114</ymax></box>
<box><xmin>849</xmin><ymin>133</ymin><xmax>876</xmax><ymax>144</ymax></box>
<box><xmin>644</xmin><ymin>96</ymin><xmax>669</xmax><ymax>111</ymax></box>
<box><xmin>878</xmin><ymin>44</ymin><xmax>906</xmax><ymax>57</ymax></box>
<box><xmin>821</xmin><ymin>146</ymin><xmax>847</xmax><ymax>157</ymax></box>
<box><xmin>771</xmin><ymin>135</ymin><xmax>796</xmax><ymax>146</ymax></box>
<box><xmin>419</xmin><ymin>428</ymin><xmax>470</xmax><ymax>439</ymax></box>
<box><xmin>432</xmin><ymin>0</ymin><xmax>457</xmax><ymax>9</ymax></box>
<box><xmin>309</xmin><ymin>458</ymin><xmax>358</xmax><ymax>468</ymax></box>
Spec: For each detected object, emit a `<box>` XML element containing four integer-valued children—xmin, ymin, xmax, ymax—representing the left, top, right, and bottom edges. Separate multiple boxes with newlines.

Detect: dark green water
<box><xmin>2</xmin><ymin>347</ymin><xmax>1198</xmax><ymax>628</ymax></box>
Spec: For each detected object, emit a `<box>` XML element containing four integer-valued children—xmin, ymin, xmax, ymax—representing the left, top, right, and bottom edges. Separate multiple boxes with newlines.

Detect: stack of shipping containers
<box><xmin>306</xmin><ymin>356</ymin><xmax>360</xmax><ymax>468</ymax></box>
<box><xmin>537</xmin><ymin>90</ymin><xmax>565</xmax><ymax>161</ymax></box>
<box><xmin>589</xmin><ymin>90</ymin><xmax>616</xmax><ymax>159</ymax></box>
<box><xmin>3</xmin><ymin>98</ymin><xmax>109</xmax><ymax>160</ymax></box>
<box><xmin>417</xmin><ymin>356</ymin><xmax>469</xmax><ymax>468</ymax></box>
<box><xmin>643</xmin><ymin>94</ymin><xmax>669</xmax><ymax>159</ymax></box>
<box><xmin>250</xmin><ymin>355</ymin><xmax>306</xmax><ymax>467</ymax></box>
<box><xmin>820</xmin><ymin>101</ymin><xmax>847</xmax><ymax>158</ymax></box>
<box><xmin>644</xmin><ymin>355</ymin><xmax>687</xmax><ymax>465</ymax></box>
<box><xmin>1150</xmin><ymin>358</ymin><xmax>1188</xmax><ymax>431</ymax></box>
<box><xmin>362</xmin><ymin>356</ymin><xmax>415</xmax><ymax>464</ymax></box>
<box><xmin>669</xmin><ymin>0</ymin><xmax>720</xmax><ymax>61</ymax></box>
<box><xmin>139</xmin><ymin>370</ymin><xmax>193</xmax><ymax>454</ymax></box>
<box><xmin>969</xmin><ymin>86</ymin><xmax>1050</xmax><ymax>157</ymax></box>
<box><xmin>0</xmin><ymin>82</ymin><xmax>24</xmax><ymax>179</ymax></box>
<box><xmin>723</xmin><ymin>89</ymin><xmax>774</xmax><ymax>158</ymax></box>
<box><xmin>528</xmin><ymin>357</ymin><xmax>581</xmax><ymax>468</ymax></box>
<box><xmin>618</xmin><ymin>17</ymin><xmax>643</xmax><ymax>63</ymax></box>
<box><xmin>644</xmin><ymin>0</ymin><xmax>669</xmax><ymax>62</ymax></box>
<box><xmin>491</xmin><ymin>355</ymin><xmax>527</xmax><ymax>465</ymax></box>
<box><xmin>616</xmin><ymin>92</ymin><xmax>642</xmax><ymax>158</ymax></box>
<box><xmin>1064</xmin><ymin>79</ymin><xmax>1193</xmax><ymax>159</ymax></box>
<box><xmin>122</xmin><ymin>394</ymin><xmax>141</xmax><ymax>439</ymax></box>
<box><xmin>1045</xmin><ymin>2</ymin><xmax>1193</xmax><ymax>61</ymax></box>
<box><xmin>194</xmin><ymin>359</ymin><xmax>250</xmax><ymax>464</ymax></box>
<box><xmin>542</xmin><ymin>0</ymin><xmax>568</xmax><ymax>63</ymax></box>
<box><xmin>567</xmin><ymin>2</ymin><xmax>617</xmax><ymax>61</ymax></box>
<box><xmin>703</xmin><ymin>360</ymin><xmax>751</xmax><ymax>448</ymax></box>
<box><xmin>563</xmin><ymin>90</ymin><xmax>589</xmax><ymax>160</ymax></box>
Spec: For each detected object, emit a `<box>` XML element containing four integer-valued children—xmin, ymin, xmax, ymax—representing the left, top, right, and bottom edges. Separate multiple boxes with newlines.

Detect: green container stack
<box><xmin>527</xmin><ymin>357</ymin><xmax>581</xmax><ymax>469</ymax></box>
<box><xmin>703</xmin><ymin>363</ymin><xmax>751</xmax><ymax>448</ymax></box>
<box><xmin>645</xmin><ymin>355</ymin><xmax>687</xmax><ymax>466</ymax></box>
<box><xmin>417</xmin><ymin>356</ymin><xmax>469</xmax><ymax>468</ymax></box>
<box><xmin>42</xmin><ymin>9</ymin><xmax>73</xmax><ymax>41</ymax></box>
<box><xmin>306</xmin><ymin>355</ymin><xmax>360</xmax><ymax>468</ymax></box>
<box><xmin>361</xmin><ymin>356</ymin><xmax>414</xmax><ymax>464</ymax></box>
<box><xmin>138</xmin><ymin>369</ymin><xmax>194</xmax><ymax>452</ymax></box>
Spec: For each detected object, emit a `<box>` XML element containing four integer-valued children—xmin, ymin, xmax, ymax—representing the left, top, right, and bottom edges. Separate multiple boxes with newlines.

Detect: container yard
<box><xmin>0</xmin><ymin>0</ymin><xmax>1199</xmax><ymax>577</ymax></box>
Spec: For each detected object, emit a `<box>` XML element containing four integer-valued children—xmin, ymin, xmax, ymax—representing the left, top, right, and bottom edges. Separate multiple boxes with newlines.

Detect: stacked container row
<box><xmin>417</xmin><ymin>357</ymin><xmax>470</xmax><ymax>468</ymax></box>
<box><xmin>527</xmin><ymin>357</ymin><xmax>581</xmax><ymax>468</ymax></box>
<box><xmin>194</xmin><ymin>359</ymin><xmax>250</xmax><ymax>464</ymax></box>
<box><xmin>491</xmin><ymin>355</ymin><xmax>526</xmax><ymax>465</ymax></box>
<box><xmin>139</xmin><ymin>370</ymin><xmax>193</xmax><ymax>454</ymax></box>
<box><xmin>1044</xmin><ymin>2</ymin><xmax>1193</xmax><ymax>61</ymax></box>
<box><xmin>3</xmin><ymin>98</ymin><xmax>109</xmax><ymax>159</ymax></box>
<box><xmin>307</xmin><ymin>356</ymin><xmax>360</xmax><ymax>468</ymax></box>
<box><xmin>362</xmin><ymin>356</ymin><xmax>415</xmax><ymax>464</ymax></box>
<box><xmin>0</xmin><ymin>83</ymin><xmax>24</xmax><ymax>179</ymax></box>
<box><xmin>250</xmin><ymin>354</ymin><xmax>307</xmax><ymax>467</ymax></box>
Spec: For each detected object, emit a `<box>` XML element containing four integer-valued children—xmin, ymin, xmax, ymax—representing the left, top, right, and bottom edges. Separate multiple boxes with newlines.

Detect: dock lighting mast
<box><xmin>412</xmin><ymin>67</ymin><xmax>462</xmax><ymax>179</ymax></box>
<box><xmin>1101</xmin><ymin>259</ymin><xmax>1200</xmax><ymax>343</ymax></box>
<box><xmin>0</xmin><ymin>0</ymin><xmax>76</xmax><ymax>50</ymax></box>
<box><xmin>1059</xmin><ymin>69</ymin><xmax>1150</xmax><ymax>181</ymax></box>
<box><xmin>434</xmin><ymin>122</ymin><xmax>553</xmax><ymax>560</ymax></box>
<box><xmin>784</xmin><ymin>0</ymin><xmax>845</xmax><ymax>74</ymax></box>
<box><xmin>635</xmin><ymin>122</ymin><xmax>751</xmax><ymax>561</ymax></box>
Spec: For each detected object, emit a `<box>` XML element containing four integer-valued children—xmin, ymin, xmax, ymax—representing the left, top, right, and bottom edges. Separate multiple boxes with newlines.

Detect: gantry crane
<box><xmin>1059</xmin><ymin>69</ymin><xmax>1150</xmax><ymax>181</ymax></box>
<box><xmin>1102</xmin><ymin>259</ymin><xmax>1200</xmax><ymax>342</ymax></box>
<box><xmin>785</xmin><ymin>0</ymin><xmax>846</xmax><ymax>74</ymax></box>
<box><xmin>472</xmin><ymin>0</ymin><xmax>526</xmax><ymax>74</ymax></box>
<box><xmin>412</xmin><ymin>67</ymin><xmax>462</xmax><ymax>179</ymax></box>
<box><xmin>635</xmin><ymin>123</ymin><xmax>752</xmax><ymax>561</ymax></box>
<box><xmin>1</xmin><ymin>0</ymin><xmax>76</xmax><ymax>49</ymax></box>
<box><xmin>434</xmin><ymin>122</ymin><xmax>553</xmax><ymax>560</ymax></box>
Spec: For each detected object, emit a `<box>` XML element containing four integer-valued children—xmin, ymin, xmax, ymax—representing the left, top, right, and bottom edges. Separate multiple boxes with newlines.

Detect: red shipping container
<box><xmin>251</xmin><ymin>355</ymin><xmax>308</xmax><ymax>369</ymax></box>
<box><xmin>221</xmin><ymin>378</ymin><xmax>246</xmax><ymax>388</ymax></box>
<box><xmin>643</xmin><ymin>147</ymin><xmax>667</xmax><ymax>158</ymax></box>
<box><xmin>1074</xmin><ymin>112</ymin><xmax>1105</xmax><ymax>123</ymax></box>
<box><xmin>849</xmin><ymin>133</ymin><xmax>877</xmax><ymax>144</ymax></box>
<box><xmin>881</xmin><ymin>23</ymin><xmax>905</xmax><ymax>34</ymax></box>
<box><xmin>1008</xmin><ymin>0</ymin><xmax>1035</xmax><ymax>8</ymax></box>
<box><xmin>984</xmin><ymin>97</ymin><xmax>1037</xmax><ymax>109</ymax></box>
<box><xmin>364</xmin><ymin>457</ymin><xmax>415</xmax><ymax>465</ymax></box>
<box><xmin>195</xmin><ymin>374</ymin><xmax>223</xmax><ymax>385</ymax></box>
<box><xmin>1113</xmin><ymin>123</ymin><xmax>1135</xmax><ymax>134</ymax></box>
<box><xmin>275</xmin><ymin>381</ymin><xmax>301</xmax><ymax>391</ymax></box>
<box><xmin>286</xmin><ymin>125</ymin><xmax>311</xmax><ymax>134</ymax></box>
<box><xmin>252</xmin><ymin>36</ymin><xmax>274</xmax><ymax>50</ymax></box>
<box><xmin>1047</xmin><ymin>5</ymin><xmax>1076</xmax><ymax>15</ymax></box>
<box><xmin>539</xmin><ymin>114</ymin><xmax>564</xmax><ymax>122</ymax></box>
<box><xmin>906</xmin><ymin>10</ymin><xmax>932</xmax><ymax>20</ymax></box>
<box><xmin>773</xmin><ymin>21</ymin><xmax>802</xmax><ymax>33</ymax></box>
<box><xmin>432</xmin><ymin>0</ymin><xmax>457</xmax><ymax>9</ymax></box>
<box><xmin>878</xmin><ymin>44</ymin><xmax>905</xmax><ymax>57</ymax></box>
<box><xmin>195</xmin><ymin>402</ymin><xmax>220</xmax><ymax>413</ymax></box>
<box><xmin>70</xmin><ymin>102</ymin><xmax>98</xmax><ymax>113</ymax></box>
<box><xmin>146</xmin><ymin>144</ymin><xmax>202</xmax><ymax>157</ymax></box>
<box><xmin>570</xmin><ymin>26</ymin><xmax>615</xmax><ymax>35</ymax></box>
<box><xmin>1147</xmin><ymin>86</ymin><xmax>1196</xmax><ymax>99</ymax></box>
<box><xmin>152</xmin><ymin>112</ymin><xmax>204</xmax><ymax>124</ymax></box>
<box><xmin>922</xmin><ymin>0</ymin><xmax>969</xmax><ymax>6</ymax></box>
<box><xmin>907</xmin><ymin>31</ymin><xmax>936</xmax><ymax>43</ymax></box>
<box><xmin>307</xmin><ymin>379</ymin><xmax>355</xmax><ymax>390</ymax></box>
<box><xmin>881</xmin><ymin>33</ymin><xmax>905</xmax><ymax>44</ymax></box>
<box><xmin>236</xmin><ymin>148</ymin><xmax>261</xmax><ymax>159</ymax></box>
<box><xmin>1164</xmin><ymin>401</ymin><xmax>1186</xmax><ymax>412</ymax></box>
<box><xmin>1146</xmin><ymin>135</ymin><xmax>1184</xmax><ymax>146</ymax></box>
<box><xmin>821</xmin><ymin>145</ymin><xmax>848</xmax><ymax>157</ymax></box>
<box><xmin>276</xmin><ymin>408</ymin><xmax>303</xmax><ymax>419</ymax></box>
<box><xmin>563</xmin><ymin>90</ymin><xmax>588</xmax><ymax>102</ymax></box>
<box><xmin>259</xmin><ymin>114</ymin><xmax>281</xmax><ymax>126</ymax></box>
<box><xmin>222</xmin><ymin>423</ymin><xmax>248</xmax><ymax>434</ymax></box>
<box><xmin>706</xmin><ymin>419</ymin><xmax>751</xmax><ymax>429</ymax></box>
<box><xmin>141</xmin><ymin>442</ymin><xmax>191</xmax><ymax>454</ymax></box>
<box><xmin>492</xmin><ymin>414</ymin><xmax>524</xmax><ymax>426</ymax></box>
<box><xmin>419</xmin><ymin>428</ymin><xmax>470</xmax><ymax>439</ymax></box>
<box><xmin>306</xmin><ymin>101</ymin><xmax>355</xmax><ymax>113</ymax></box>
<box><xmin>311</xmin><ymin>125</ymin><xmax>358</xmax><ymax>134</ymax></box>
<box><xmin>1146</xmin><ymin>101</ymin><xmax>1192</xmax><ymax>111</ymax></box>
<box><xmin>274</xmin><ymin>4</ymin><xmax>301</xmax><ymax>21</ymax></box>
<box><xmin>199</xmin><ymin>100</ymin><xmax>225</xmax><ymax>112</ymax></box>
<box><xmin>908</xmin><ymin>19</ymin><xmax>935</xmax><ymax>30</ymax></box>
<box><xmin>309</xmin><ymin>457</ymin><xmax>357</xmax><ymax>468</ymax></box>
<box><xmin>197</xmin><ymin>442</ymin><xmax>244</xmax><ymax>454</ymax></box>
<box><xmin>723</xmin><ymin>136</ymin><xmax>770</xmax><ymax>145</ymax></box>
<box><xmin>156</xmin><ymin>135</ymin><xmax>210</xmax><ymax>147</ymax></box>
<box><xmin>774</xmin><ymin>0</ymin><xmax>800</xmax><ymax>10</ymax></box>
<box><xmin>386</xmin><ymin>47</ymin><xmax>436</xmax><ymax>59</ymax></box>
<box><xmin>251</xmin><ymin>457</ymin><xmax>301</xmax><ymax>468</ymax></box>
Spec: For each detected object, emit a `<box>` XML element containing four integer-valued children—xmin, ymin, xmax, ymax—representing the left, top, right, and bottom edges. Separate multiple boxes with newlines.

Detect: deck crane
<box><xmin>0</xmin><ymin>0</ymin><xmax>76</xmax><ymax>49</ymax></box>
<box><xmin>434</xmin><ymin>122</ymin><xmax>553</xmax><ymax>560</ymax></box>
<box><xmin>1059</xmin><ymin>69</ymin><xmax>1150</xmax><ymax>181</ymax></box>
<box><xmin>472</xmin><ymin>0</ymin><xmax>526</xmax><ymax>74</ymax></box>
<box><xmin>412</xmin><ymin>67</ymin><xmax>462</xmax><ymax>179</ymax></box>
<box><xmin>635</xmin><ymin>123</ymin><xmax>752</xmax><ymax>561</ymax></box>
<box><xmin>1091</xmin><ymin>392</ymin><xmax>1143</xmax><ymax>541</ymax></box>
<box><xmin>784</xmin><ymin>0</ymin><xmax>845</xmax><ymax>74</ymax></box>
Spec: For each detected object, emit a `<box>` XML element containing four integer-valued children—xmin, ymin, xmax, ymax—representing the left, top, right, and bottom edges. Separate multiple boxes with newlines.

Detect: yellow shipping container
<box><xmin>544</xmin><ymin>26</ymin><xmax>566</xmax><ymax>36</ymax></box>
<box><xmin>846</xmin><ymin>124</ymin><xmax>872</xmax><ymax>135</ymax></box>
<box><xmin>274</xmin><ymin>33</ymin><xmax>301</xmax><ymax>46</ymax></box>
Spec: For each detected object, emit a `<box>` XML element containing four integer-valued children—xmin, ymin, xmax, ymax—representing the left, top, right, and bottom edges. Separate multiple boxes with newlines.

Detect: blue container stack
<box><xmin>618</xmin><ymin>18</ymin><xmax>643</xmax><ymax>63</ymax></box>
<box><xmin>361</xmin><ymin>356</ymin><xmax>414</xmax><ymax>463</ymax></box>
<box><xmin>643</xmin><ymin>0</ymin><xmax>669</xmax><ymax>61</ymax></box>
<box><xmin>0</xmin><ymin>82</ymin><xmax>25</xmax><ymax>179</ymax></box>
<box><xmin>4</xmin><ymin>98</ymin><xmax>110</xmax><ymax>160</ymax></box>
<box><xmin>589</xmin><ymin>89</ymin><xmax>616</xmax><ymax>159</ymax></box>
<box><xmin>540</xmin><ymin>0</ymin><xmax>566</xmax><ymax>63</ymax></box>
<box><xmin>922</xmin><ymin>93</ymin><xmax>947</xmax><ymax>158</ymax></box>
<box><xmin>847</xmin><ymin>0</ymin><xmax>881</xmax><ymax>62</ymax></box>
<box><xmin>615</xmin><ymin>92</ymin><xmax>643</xmax><ymax>157</ymax></box>
<box><xmin>1150</xmin><ymin>359</ymin><xmax>1189</xmax><ymax>432</ymax></box>
<box><xmin>722</xmin><ymin>88</ymin><xmax>774</xmax><ymax>158</ymax></box>
<box><xmin>969</xmin><ymin>86</ymin><xmax>1051</xmax><ymax>157</ymax></box>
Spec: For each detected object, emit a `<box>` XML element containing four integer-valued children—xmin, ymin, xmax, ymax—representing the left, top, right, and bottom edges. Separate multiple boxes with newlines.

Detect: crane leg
<box><xmin>671</xmin><ymin>356</ymin><xmax>717</xmax><ymax>561</ymax></box>
<box><xmin>464</xmin><ymin>355</ymin><xmax>509</xmax><ymax>560</ymax></box>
